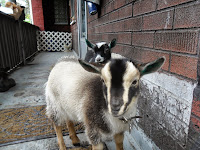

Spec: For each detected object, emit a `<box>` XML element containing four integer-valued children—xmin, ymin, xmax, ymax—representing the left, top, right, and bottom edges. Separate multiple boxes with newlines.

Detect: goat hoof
<box><xmin>69</xmin><ymin>135</ymin><xmax>80</xmax><ymax>146</ymax></box>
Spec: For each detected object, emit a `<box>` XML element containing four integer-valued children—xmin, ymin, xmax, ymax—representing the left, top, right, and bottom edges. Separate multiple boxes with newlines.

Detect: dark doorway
<box><xmin>42</xmin><ymin>0</ymin><xmax>70</xmax><ymax>32</ymax></box>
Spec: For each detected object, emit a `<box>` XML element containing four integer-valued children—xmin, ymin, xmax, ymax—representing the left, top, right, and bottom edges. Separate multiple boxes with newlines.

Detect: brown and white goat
<box><xmin>45</xmin><ymin>56</ymin><xmax>165</xmax><ymax>150</ymax></box>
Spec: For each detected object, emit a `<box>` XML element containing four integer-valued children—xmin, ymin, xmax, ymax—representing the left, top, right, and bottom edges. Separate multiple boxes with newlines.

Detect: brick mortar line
<box><xmin>87</xmin><ymin>14</ymin><xmax>133</xmax><ymax>27</ymax></box>
<box><xmin>165</xmin><ymin>0</ymin><xmax>198</xmax><ymax>10</ymax></box>
<box><xmin>102</xmin><ymin>1</ymin><xmax>134</xmax><ymax>17</ymax></box>
<box><xmin>89</xmin><ymin>36</ymin><xmax>199</xmax><ymax>57</ymax></box>
<box><xmin>141</xmin><ymin>15</ymin><xmax>144</xmax><ymax>31</ymax></box>
<box><xmin>141</xmin><ymin>121</ymin><xmax>180</xmax><ymax>143</ymax></box>
<box><xmin>87</xmin><ymin>31</ymin><xmax>134</xmax><ymax>35</ymax></box>
<box><xmin>132</xmin><ymin>31</ymin><xmax>156</xmax><ymax>33</ymax></box>
<box><xmin>177</xmin><ymin>139</ymin><xmax>187</xmax><ymax>148</ymax></box>
<box><xmin>114</xmin><ymin>43</ymin><xmax>171</xmax><ymax>55</ymax></box>
<box><xmin>144</xmin><ymin>114</ymin><xmax>190</xmax><ymax>145</ymax></box>
<box><xmin>155</xmin><ymin>0</ymin><xmax>158</xmax><ymax>10</ymax></box>
<box><xmin>115</xmin><ymin>43</ymin><xmax>199</xmax><ymax>58</ymax></box>
<box><xmin>131</xmin><ymin>31</ymin><xmax>133</xmax><ymax>46</ymax></box>
<box><xmin>138</xmin><ymin>123</ymin><xmax>185</xmax><ymax>149</ymax></box>
<box><xmin>197</xmin><ymin>31</ymin><xmax>200</xmax><ymax>58</ymax></box>
<box><xmin>141</xmin><ymin>27</ymin><xmax>200</xmax><ymax>32</ymax></box>
<box><xmin>103</xmin><ymin>0</ymin><xmax>115</xmax><ymax>8</ymax></box>
<box><xmin>132</xmin><ymin>0</ymin><xmax>198</xmax><ymax>18</ymax></box>
<box><xmin>161</xmin><ymin>104</ymin><xmax>191</xmax><ymax>123</ymax></box>
<box><xmin>87</xmin><ymin>1</ymin><xmax>133</xmax><ymax>24</ymax></box>
<box><xmin>153</xmin><ymin>29</ymin><xmax>156</xmax><ymax>49</ymax></box>
<box><xmin>151</xmin><ymin>98</ymin><xmax>191</xmax><ymax>117</ymax></box>
<box><xmin>196</xmin><ymin>30</ymin><xmax>200</xmax><ymax>84</ymax></box>
<box><xmin>169</xmin><ymin>51</ymin><xmax>199</xmax><ymax>58</ymax></box>
<box><xmin>87</xmin><ymin>30</ymin><xmax>135</xmax><ymax>34</ymax></box>
<box><xmin>87</xmin><ymin>0</ymin><xmax>146</xmax><ymax>25</ymax></box>
<box><xmin>88</xmin><ymin>19</ymin><xmax>200</xmax><ymax>32</ymax></box>
<box><xmin>138</xmin><ymin>108</ymin><xmax>188</xmax><ymax>146</ymax></box>
<box><xmin>88</xmin><ymin>28</ymin><xmax>200</xmax><ymax>34</ymax></box>
<box><xmin>88</xmin><ymin>34</ymin><xmax>199</xmax><ymax>58</ymax></box>
<box><xmin>142</xmin><ymin>74</ymin><xmax>195</xmax><ymax>106</ymax></box>
<box><xmin>187</xmin><ymin>136</ymin><xmax>200</xmax><ymax>147</ymax></box>
<box><xmin>131</xmin><ymin>1</ymin><xmax>134</xmax><ymax>18</ymax></box>
<box><xmin>169</xmin><ymin>52</ymin><xmax>172</xmax><ymax>73</ymax></box>
<box><xmin>87</xmin><ymin>0</ymin><xmax>115</xmax><ymax>24</ymax></box>
<box><xmin>161</xmin><ymin>69</ymin><xmax>197</xmax><ymax>82</ymax></box>
<box><xmin>172</xmin><ymin>7</ymin><xmax>176</xmax><ymax>29</ymax></box>
<box><xmin>190</xmin><ymin>113</ymin><xmax>200</xmax><ymax>121</ymax></box>
<box><xmin>87</xmin><ymin>18</ymin><xmax>97</xmax><ymax>24</ymax></box>
<box><xmin>163</xmin><ymin>67</ymin><xmax>197</xmax><ymax>82</ymax></box>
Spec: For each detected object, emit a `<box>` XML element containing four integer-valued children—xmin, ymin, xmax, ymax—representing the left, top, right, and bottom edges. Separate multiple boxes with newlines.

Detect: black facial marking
<box><xmin>124</xmin><ymin>85</ymin><xmax>139</xmax><ymax>111</ymax></box>
<box><xmin>110</xmin><ymin>87</ymin><xmax>124</xmax><ymax>116</ymax></box>
<box><xmin>94</xmin><ymin>44</ymin><xmax>109</xmax><ymax>53</ymax></box>
<box><xmin>108</xmin><ymin>59</ymin><xmax>127</xmax><ymax>115</ymax></box>
<box><xmin>110</xmin><ymin>59</ymin><xmax>127</xmax><ymax>88</ymax></box>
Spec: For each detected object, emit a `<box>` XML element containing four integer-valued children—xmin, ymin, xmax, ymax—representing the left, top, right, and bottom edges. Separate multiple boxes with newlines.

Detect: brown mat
<box><xmin>0</xmin><ymin>105</ymin><xmax>84</xmax><ymax>147</ymax></box>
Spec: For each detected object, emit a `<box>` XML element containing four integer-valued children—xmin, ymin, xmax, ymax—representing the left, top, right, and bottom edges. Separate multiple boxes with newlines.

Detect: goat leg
<box><xmin>66</xmin><ymin>120</ymin><xmax>80</xmax><ymax>146</ymax></box>
<box><xmin>114</xmin><ymin>132</ymin><xmax>124</xmax><ymax>150</ymax></box>
<box><xmin>53</xmin><ymin>122</ymin><xmax>67</xmax><ymax>150</ymax></box>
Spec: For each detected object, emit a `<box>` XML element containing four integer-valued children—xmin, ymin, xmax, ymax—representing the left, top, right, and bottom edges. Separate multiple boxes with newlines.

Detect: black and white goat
<box><xmin>45</xmin><ymin>56</ymin><xmax>165</xmax><ymax>150</ymax></box>
<box><xmin>84</xmin><ymin>39</ymin><xmax>116</xmax><ymax>63</ymax></box>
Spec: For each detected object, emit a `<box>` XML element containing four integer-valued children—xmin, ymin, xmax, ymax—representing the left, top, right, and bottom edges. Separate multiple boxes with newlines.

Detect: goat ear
<box><xmin>78</xmin><ymin>59</ymin><xmax>102</xmax><ymax>74</ymax></box>
<box><xmin>85</xmin><ymin>39</ymin><xmax>95</xmax><ymax>49</ymax></box>
<box><xmin>109</xmin><ymin>38</ymin><xmax>117</xmax><ymax>49</ymax></box>
<box><xmin>138</xmin><ymin>57</ymin><xmax>166</xmax><ymax>76</ymax></box>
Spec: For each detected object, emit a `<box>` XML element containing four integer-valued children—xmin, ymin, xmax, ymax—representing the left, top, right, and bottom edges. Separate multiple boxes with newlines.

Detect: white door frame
<box><xmin>77</xmin><ymin>0</ymin><xmax>88</xmax><ymax>59</ymax></box>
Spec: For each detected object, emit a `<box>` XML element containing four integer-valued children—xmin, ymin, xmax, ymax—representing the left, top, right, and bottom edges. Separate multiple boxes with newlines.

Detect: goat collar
<box><xmin>119</xmin><ymin>116</ymin><xmax>142</xmax><ymax>124</ymax></box>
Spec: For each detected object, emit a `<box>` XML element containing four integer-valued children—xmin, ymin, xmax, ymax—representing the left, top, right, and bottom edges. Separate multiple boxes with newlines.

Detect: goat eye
<box><xmin>132</xmin><ymin>80</ymin><xmax>137</xmax><ymax>85</ymax></box>
<box><xmin>101</xmin><ymin>79</ymin><xmax>105</xmax><ymax>84</ymax></box>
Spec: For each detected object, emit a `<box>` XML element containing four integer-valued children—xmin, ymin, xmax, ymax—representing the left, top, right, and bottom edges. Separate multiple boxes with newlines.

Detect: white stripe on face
<box><xmin>118</xmin><ymin>62</ymin><xmax>139</xmax><ymax>116</ymax></box>
<box><xmin>96</xmin><ymin>42</ymin><xmax>106</xmax><ymax>48</ymax></box>
<box><xmin>95</xmin><ymin>54</ymin><xmax>105</xmax><ymax>62</ymax></box>
<box><xmin>101</xmin><ymin>62</ymin><xmax>112</xmax><ymax>114</ymax></box>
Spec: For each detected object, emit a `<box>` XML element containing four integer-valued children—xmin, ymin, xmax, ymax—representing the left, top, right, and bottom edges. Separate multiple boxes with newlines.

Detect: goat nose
<box><xmin>96</xmin><ymin>58</ymin><xmax>101</xmax><ymax>62</ymax></box>
<box><xmin>111</xmin><ymin>105</ymin><xmax>121</xmax><ymax>116</ymax></box>
<box><xmin>111</xmin><ymin>104</ymin><xmax>121</xmax><ymax>112</ymax></box>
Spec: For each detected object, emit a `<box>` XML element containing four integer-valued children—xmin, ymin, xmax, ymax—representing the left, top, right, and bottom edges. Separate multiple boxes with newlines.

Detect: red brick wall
<box><xmin>86</xmin><ymin>0</ymin><xmax>200</xmax><ymax>149</ymax></box>
<box><xmin>31</xmin><ymin>0</ymin><xmax>44</xmax><ymax>30</ymax></box>
<box><xmin>88</xmin><ymin>0</ymin><xmax>200</xmax><ymax>81</ymax></box>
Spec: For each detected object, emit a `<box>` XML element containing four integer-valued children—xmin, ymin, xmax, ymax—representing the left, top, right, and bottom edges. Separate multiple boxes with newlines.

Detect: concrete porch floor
<box><xmin>0</xmin><ymin>51</ymin><xmax>122</xmax><ymax>150</ymax></box>
<box><xmin>0</xmin><ymin>51</ymin><xmax>74</xmax><ymax>110</ymax></box>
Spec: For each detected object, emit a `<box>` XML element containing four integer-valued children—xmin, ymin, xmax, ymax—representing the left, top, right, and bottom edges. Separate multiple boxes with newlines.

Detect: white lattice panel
<box><xmin>37</xmin><ymin>31</ymin><xmax>72</xmax><ymax>51</ymax></box>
